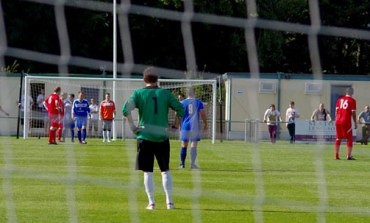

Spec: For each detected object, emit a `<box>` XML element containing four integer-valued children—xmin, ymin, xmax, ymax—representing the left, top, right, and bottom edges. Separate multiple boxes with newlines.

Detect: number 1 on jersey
<box><xmin>152</xmin><ymin>97</ymin><xmax>158</xmax><ymax>114</ymax></box>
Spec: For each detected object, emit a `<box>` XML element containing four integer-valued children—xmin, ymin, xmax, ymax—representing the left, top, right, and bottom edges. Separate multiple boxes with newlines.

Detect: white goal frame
<box><xmin>23</xmin><ymin>75</ymin><xmax>217</xmax><ymax>144</ymax></box>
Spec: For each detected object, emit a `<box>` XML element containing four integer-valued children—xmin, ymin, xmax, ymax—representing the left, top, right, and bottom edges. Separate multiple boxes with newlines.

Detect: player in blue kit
<box><xmin>179</xmin><ymin>88</ymin><xmax>208</xmax><ymax>169</ymax></box>
<box><xmin>72</xmin><ymin>91</ymin><xmax>90</xmax><ymax>144</ymax></box>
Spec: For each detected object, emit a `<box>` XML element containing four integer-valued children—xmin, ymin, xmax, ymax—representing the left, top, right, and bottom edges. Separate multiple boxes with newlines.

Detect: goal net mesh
<box><xmin>23</xmin><ymin>76</ymin><xmax>217</xmax><ymax>142</ymax></box>
<box><xmin>2</xmin><ymin>0</ymin><xmax>370</xmax><ymax>223</ymax></box>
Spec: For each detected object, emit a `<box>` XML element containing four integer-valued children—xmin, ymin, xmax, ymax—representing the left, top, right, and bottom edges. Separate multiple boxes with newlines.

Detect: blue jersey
<box><xmin>72</xmin><ymin>99</ymin><xmax>90</xmax><ymax>118</ymax></box>
<box><xmin>180</xmin><ymin>98</ymin><xmax>204</xmax><ymax>131</ymax></box>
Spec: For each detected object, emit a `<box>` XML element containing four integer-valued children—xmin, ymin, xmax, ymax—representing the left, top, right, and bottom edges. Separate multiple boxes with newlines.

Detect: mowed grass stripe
<box><xmin>1</xmin><ymin>137</ymin><xmax>370</xmax><ymax>222</ymax></box>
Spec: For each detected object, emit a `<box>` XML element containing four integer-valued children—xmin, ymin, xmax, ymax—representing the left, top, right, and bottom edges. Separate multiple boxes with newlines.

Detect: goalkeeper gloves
<box><xmin>130</xmin><ymin>124</ymin><xmax>144</xmax><ymax>134</ymax></box>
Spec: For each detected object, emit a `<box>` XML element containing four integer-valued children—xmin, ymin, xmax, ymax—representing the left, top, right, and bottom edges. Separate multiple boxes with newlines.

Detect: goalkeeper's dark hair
<box><xmin>143</xmin><ymin>66</ymin><xmax>158</xmax><ymax>84</ymax></box>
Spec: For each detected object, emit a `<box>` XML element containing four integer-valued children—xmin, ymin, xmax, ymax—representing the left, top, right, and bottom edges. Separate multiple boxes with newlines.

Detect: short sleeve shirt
<box><xmin>335</xmin><ymin>95</ymin><xmax>356</xmax><ymax>125</ymax></box>
<box><xmin>44</xmin><ymin>93</ymin><xmax>61</xmax><ymax>116</ymax></box>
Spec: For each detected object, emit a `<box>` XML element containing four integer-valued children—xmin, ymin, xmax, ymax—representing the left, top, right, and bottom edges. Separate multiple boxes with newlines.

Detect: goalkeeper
<box><xmin>122</xmin><ymin>67</ymin><xmax>184</xmax><ymax>210</ymax></box>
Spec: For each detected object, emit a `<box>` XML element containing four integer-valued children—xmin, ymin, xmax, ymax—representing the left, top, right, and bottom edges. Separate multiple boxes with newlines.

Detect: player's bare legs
<box><xmin>334</xmin><ymin>138</ymin><xmax>341</xmax><ymax>160</ymax></box>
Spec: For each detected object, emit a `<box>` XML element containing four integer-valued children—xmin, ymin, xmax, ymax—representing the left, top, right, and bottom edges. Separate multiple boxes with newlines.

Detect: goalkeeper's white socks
<box><xmin>144</xmin><ymin>172</ymin><xmax>155</xmax><ymax>205</ymax></box>
<box><xmin>161</xmin><ymin>171</ymin><xmax>173</xmax><ymax>205</ymax></box>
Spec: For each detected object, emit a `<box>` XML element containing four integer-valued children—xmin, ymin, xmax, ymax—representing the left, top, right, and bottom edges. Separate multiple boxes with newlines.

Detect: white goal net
<box><xmin>2</xmin><ymin>0</ymin><xmax>370</xmax><ymax>223</ymax></box>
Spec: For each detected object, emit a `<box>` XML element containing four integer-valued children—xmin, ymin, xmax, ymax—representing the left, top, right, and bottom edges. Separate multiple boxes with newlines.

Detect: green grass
<box><xmin>1</xmin><ymin>137</ymin><xmax>370</xmax><ymax>223</ymax></box>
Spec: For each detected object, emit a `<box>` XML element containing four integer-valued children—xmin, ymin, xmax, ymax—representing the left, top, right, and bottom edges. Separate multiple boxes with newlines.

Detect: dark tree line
<box><xmin>2</xmin><ymin>0</ymin><xmax>370</xmax><ymax>75</ymax></box>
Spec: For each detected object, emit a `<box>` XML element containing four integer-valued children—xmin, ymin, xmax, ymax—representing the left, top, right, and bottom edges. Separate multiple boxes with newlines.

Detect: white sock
<box><xmin>144</xmin><ymin>172</ymin><xmax>155</xmax><ymax>204</ymax></box>
<box><xmin>107</xmin><ymin>131</ymin><xmax>110</xmax><ymax>140</ymax></box>
<box><xmin>190</xmin><ymin>147</ymin><xmax>197</xmax><ymax>166</ymax></box>
<box><xmin>102</xmin><ymin>131</ymin><xmax>106</xmax><ymax>140</ymax></box>
<box><xmin>161</xmin><ymin>171</ymin><xmax>173</xmax><ymax>204</ymax></box>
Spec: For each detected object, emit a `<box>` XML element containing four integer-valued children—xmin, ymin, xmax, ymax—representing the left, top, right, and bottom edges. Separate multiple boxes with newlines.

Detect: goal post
<box><xmin>23</xmin><ymin>75</ymin><xmax>217</xmax><ymax>143</ymax></box>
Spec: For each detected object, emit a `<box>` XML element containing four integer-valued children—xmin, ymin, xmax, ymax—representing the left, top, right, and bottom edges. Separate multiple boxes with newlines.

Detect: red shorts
<box><xmin>49</xmin><ymin>115</ymin><xmax>60</xmax><ymax>128</ymax></box>
<box><xmin>335</xmin><ymin>123</ymin><xmax>353</xmax><ymax>140</ymax></box>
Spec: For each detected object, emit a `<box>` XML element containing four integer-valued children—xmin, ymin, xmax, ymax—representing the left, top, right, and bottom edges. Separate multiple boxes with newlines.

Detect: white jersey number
<box><xmin>339</xmin><ymin>99</ymin><xmax>349</xmax><ymax>109</ymax></box>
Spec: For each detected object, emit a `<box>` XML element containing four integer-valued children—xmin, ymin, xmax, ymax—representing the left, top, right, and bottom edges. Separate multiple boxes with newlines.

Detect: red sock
<box><xmin>57</xmin><ymin>129</ymin><xmax>62</xmax><ymax>140</ymax></box>
<box><xmin>334</xmin><ymin>139</ymin><xmax>340</xmax><ymax>159</ymax></box>
<box><xmin>49</xmin><ymin>129</ymin><xmax>55</xmax><ymax>143</ymax></box>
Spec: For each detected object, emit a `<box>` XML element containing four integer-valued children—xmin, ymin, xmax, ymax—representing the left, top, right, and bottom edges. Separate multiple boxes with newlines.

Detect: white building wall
<box><xmin>224</xmin><ymin>75</ymin><xmax>370</xmax><ymax>140</ymax></box>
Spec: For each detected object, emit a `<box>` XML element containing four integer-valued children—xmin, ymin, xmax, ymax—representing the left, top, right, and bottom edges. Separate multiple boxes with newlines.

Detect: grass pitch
<box><xmin>1</xmin><ymin>137</ymin><xmax>370</xmax><ymax>223</ymax></box>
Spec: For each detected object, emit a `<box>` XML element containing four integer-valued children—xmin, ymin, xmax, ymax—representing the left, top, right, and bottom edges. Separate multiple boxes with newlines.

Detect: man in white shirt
<box><xmin>286</xmin><ymin>101</ymin><xmax>300</xmax><ymax>144</ymax></box>
<box><xmin>88</xmin><ymin>98</ymin><xmax>99</xmax><ymax>138</ymax></box>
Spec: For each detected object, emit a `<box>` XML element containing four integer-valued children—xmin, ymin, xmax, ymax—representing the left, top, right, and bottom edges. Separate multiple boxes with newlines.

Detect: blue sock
<box><xmin>71</xmin><ymin>129</ymin><xmax>75</xmax><ymax>141</ymax></box>
<box><xmin>180</xmin><ymin>147</ymin><xmax>187</xmax><ymax>166</ymax></box>
<box><xmin>82</xmin><ymin>129</ymin><xmax>87</xmax><ymax>141</ymax></box>
<box><xmin>78</xmin><ymin>131</ymin><xmax>81</xmax><ymax>142</ymax></box>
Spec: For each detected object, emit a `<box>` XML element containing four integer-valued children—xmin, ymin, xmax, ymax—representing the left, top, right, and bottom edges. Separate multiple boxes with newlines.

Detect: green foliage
<box><xmin>1</xmin><ymin>137</ymin><xmax>370</xmax><ymax>222</ymax></box>
<box><xmin>258</xmin><ymin>30</ymin><xmax>286</xmax><ymax>72</ymax></box>
<box><xmin>2</xmin><ymin>0</ymin><xmax>370</xmax><ymax>74</ymax></box>
<box><xmin>318</xmin><ymin>1</ymin><xmax>370</xmax><ymax>74</ymax></box>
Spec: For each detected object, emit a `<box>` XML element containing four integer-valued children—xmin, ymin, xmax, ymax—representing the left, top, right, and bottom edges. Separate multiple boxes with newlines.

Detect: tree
<box><xmin>2</xmin><ymin>0</ymin><xmax>370</xmax><ymax>75</ymax></box>
<box><xmin>319</xmin><ymin>0</ymin><xmax>370</xmax><ymax>74</ymax></box>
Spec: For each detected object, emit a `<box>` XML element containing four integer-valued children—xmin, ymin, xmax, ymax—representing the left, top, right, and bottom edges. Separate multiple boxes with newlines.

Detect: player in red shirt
<box><xmin>334</xmin><ymin>87</ymin><xmax>357</xmax><ymax>160</ymax></box>
<box><xmin>44</xmin><ymin>86</ymin><xmax>62</xmax><ymax>144</ymax></box>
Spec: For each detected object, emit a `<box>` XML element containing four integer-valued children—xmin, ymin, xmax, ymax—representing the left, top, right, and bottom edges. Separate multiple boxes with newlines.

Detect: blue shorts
<box><xmin>75</xmin><ymin>117</ymin><xmax>88</xmax><ymax>129</ymax></box>
<box><xmin>180</xmin><ymin>129</ymin><xmax>201</xmax><ymax>142</ymax></box>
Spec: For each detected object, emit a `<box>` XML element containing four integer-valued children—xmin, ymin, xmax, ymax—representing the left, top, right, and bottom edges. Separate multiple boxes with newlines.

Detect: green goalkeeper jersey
<box><xmin>122</xmin><ymin>86</ymin><xmax>184</xmax><ymax>142</ymax></box>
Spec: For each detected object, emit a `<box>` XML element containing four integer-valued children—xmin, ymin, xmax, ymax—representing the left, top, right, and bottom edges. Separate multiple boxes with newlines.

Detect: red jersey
<box><xmin>335</xmin><ymin>95</ymin><xmax>356</xmax><ymax>125</ymax></box>
<box><xmin>100</xmin><ymin>100</ymin><xmax>116</xmax><ymax>120</ymax></box>
<box><xmin>45</xmin><ymin>93</ymin><xmax>61</xmax><ymax>116</ymax></box>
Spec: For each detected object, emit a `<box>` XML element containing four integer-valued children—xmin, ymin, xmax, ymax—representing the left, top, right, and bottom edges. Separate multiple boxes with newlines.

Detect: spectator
<box><xmin>263</xmin><ymin>104</ymin><xmax>281</xmax><ymax>143</ymax></box>
<box><xmin>357</xmin><ymin>105</ymin><xmax>370</xmax><ymax>145</ymax></box>
<box><xmin>285</xmin><ymin>101</ymin><xmax>300</xmax><ymax>144</ymax></box>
